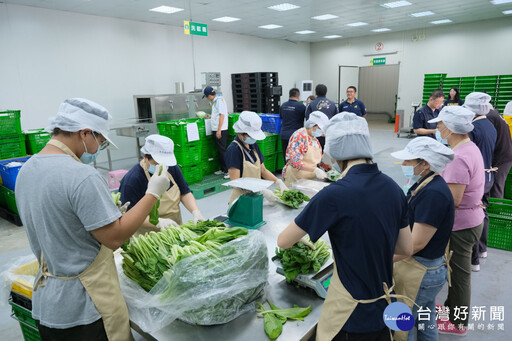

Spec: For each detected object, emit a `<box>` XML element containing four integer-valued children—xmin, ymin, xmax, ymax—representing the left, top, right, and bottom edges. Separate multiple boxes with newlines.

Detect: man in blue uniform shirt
<box><xmin>305</xmin><ymin>84</ymin><xmax>338</xmax><ymax>149</ymax></box>
<box><xmin>280</xmin><ymin>88</ymin><xmax>306</xmax><ymax>157</ymax></box>
<box><xmin>413</xmin><ymin>89</ymin><xmax>445</xmax><ymax>139</ymax></box>
<box><xmin>338</xmin><ymin>86</ymin><xmax>367</xmax><ymax>117</ymax></box>
<box><xmin>278</xmin><ymin>112</ymin><xmax>412</xmax><ymax>341</ymax></box>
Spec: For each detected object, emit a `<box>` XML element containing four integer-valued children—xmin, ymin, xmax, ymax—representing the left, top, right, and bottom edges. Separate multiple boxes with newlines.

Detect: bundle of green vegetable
<box><xmin>273</xmin><ymin>189</ymin><xmax>310</xmax><ymax>209</ymax></box>
<box><xmin>275</xmin><ymin>237</ymin><xmax>331</xmax><ymax>282</ymax></box>
<box><xmin>256</xmin><ymin>300</ymin><xmax>311</xmax><ymax>340</ymax></box>
<box><xmin>325</xmin><ymin>169</ymin><xmax>341</xmax><ymax>182</ymax></box>
<box><xmin>121</xmin><ymin>221</ymin><xmax>248</xmax><ymax>291</ymax></box>
<box><xmin>111</xmin><ymin>192</ymin><xmax>121</xmax><ymax>206</ymax></box>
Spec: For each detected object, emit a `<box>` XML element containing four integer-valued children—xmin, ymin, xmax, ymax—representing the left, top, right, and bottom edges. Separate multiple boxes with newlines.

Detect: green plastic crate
<box><xmin>0</xmin><ymin>136</ymin><xmax>26</xmax><ymax>159</ymax></box>
<box><xmin>264</xmin><ymin>153</ymin><xmax>277</xmax><ymax>172</ymax></box>
<box><xmin>202</xmin><ymin>157</ymin><xmax>220</xmax><ymax>176</ymax></box>
<box><xmin>200</xmin><ymin>137</ymin><xmax>217</xmax><ymax>160</ymax></box>
<box><xmin>257</xmin><ymin>134</ymin><xmax>278</xmax><ymax>156</ymax></box>
<box><xmin>276</xmin><ymin>152</ymin><xmax>285</xmax><ymax>171</ymax></box>
<box><xmin>0</xmin><ymin>111</ymin><xmax>22</xmax><ymax>138</ymax></box>
<box><xmin>179</xmin><ymin>164</ymin><xmax>203</xmax><ymax>185</ymax></box>
<box><xmin>24</xmin><ymin>130</ymin><xmax>51</xmax><ymax>154</ymax></box>
<box><xmin>228</xmin><ymin>113</ymin><xmax>241</xmax><ymax>135</ymax></box>
<box><xmin>0</xmin><ymin>185</ymin><xmax>18</xmax><ymax>214</ymax></box>
<box><xmin>276</xmin><ymin>137</ymin><xmax>283</xmax><ymax>154</ymax></box>
<box><xmin>487</xmin><ymin>198</ymin><xmax>512</xmax><ymax>251</ymax></box>
<box><xmin>175</xmin><ymin>142</ymin><xmax>201</xmax><ymax>166</ymax></box>
<box><xmin>9</xmin><ymin>300</ymin><xmax>42</xmax><ymax>341</ymax></box>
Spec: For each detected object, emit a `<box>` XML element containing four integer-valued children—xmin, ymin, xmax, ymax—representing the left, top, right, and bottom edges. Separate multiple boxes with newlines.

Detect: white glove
<box><xmin>275</xmin><ymin>179</ymin><xmax>288</xmax><ymax>194</ymax></box>
<box><xmin>314</xmin><ymin>167</ymin><xmax>327</xmax><ymax>180</ymax></box>
<box><xmin>259</xmin><ymin>189</ymin><xmax>279</xmax><ymax>204</ymax></box>
<box><xmin>146</xmin><ymin>164</ymin><xmax>170</xmax><ymax>199</ymax></box>
<box><xmin>300</xmin><ymin>237</ymin><xmax>316</xmax><ymax>250</ymax></box>
<box><xmin>117</xmin><ymin>201</ymin><xmax>130</xmax><ymax>214</ymax></box>
<box><xmin>192</xmin><ymin>210</ymin><xmax>205</xmax><ymax>224</ymax></box>
<box><xmin>156</xmin><ymin>218</ymin><xmax>179</xmax><ymax>229</ymax></box>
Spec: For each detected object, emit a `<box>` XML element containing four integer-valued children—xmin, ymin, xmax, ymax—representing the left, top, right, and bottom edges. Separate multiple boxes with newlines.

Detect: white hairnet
<box><xmin>324</xmin><ymin>112</ymin><xmax>373</xmax><ymax>161</ymax></box>
<box><xmin>428</xmin><ymin>106</ymin><xmax>474</xmax><ymax>134</ymax></box>
<box><xmin>140</xmin><ymin>134</ymin><xmax>177</xmax><ymax>166</ymax></box>
<box><xmin>305</xmin><ymin>111</ymin><xmax>330</xmax><ymax>131</ymax></box>
<box><xmin>504</xmin><ymin>101</ymin><xmax>512</xmax><ymax>116</ymax></box>
<box><xmin>390</xmin><ymin>136</ymin><xmax>454</xmax><ymax>173</ymax></box>
<box><xmin>47</xmin><ymin>98</ymin><xmax>118</xmax><ymax>149</ymax></box>
<box><xmin>463</xmin><ymin>92</ymin><xmax>491</xmax><ymax>116</ymax></box>
<box><xmin>233</xmin><ymin>111</ymin><xmax>266</xmax><ymax>140</ymax></box>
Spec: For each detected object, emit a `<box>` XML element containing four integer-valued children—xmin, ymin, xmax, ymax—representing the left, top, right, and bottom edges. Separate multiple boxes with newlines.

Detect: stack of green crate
<box><xmin>0</xmin><ymin>185</ymin><xmax>18</xmax><ymax>214</ymax></box>
<box><xmin>0</xmin><ymin>111</ymin><xmax>26</xmax><ymax>160</ymax></box>
<box><xmin>442</xmin><ymin>77</ymin><xmax>461</xmax><ymax>95</ymax></box>
<box><xmin>24</xmin><ymin>129</ymin><xmax>51</xmax><ymax>154</ymax></box>
<box><xmin>474</xmin><ymin>76</ymin><xmax>498</xmax><ymax>103</ymax></box>
<box><xmin>228</xmin><ymin>113</ymin><xmax>241</xmax><ymax>135</ymax></box>
<box><xmin>496</xmin><ymin>75</ymin><xmax>512</xmax><ymax>114</ymax></box>
<box><xmin>487</xmin><ymin>198</ymin><xmax>512</xmax><ymax>251</ymax></box>
<box><xmin>275</xmin><ymin>139</ymin><xmax>285</xmax><ymax>171</ymax></box>
<box><xmin>256</xmin><ymin>133</ymin><xmax>279</xmax><ymax>172</ymax></box>
<box><xmin>422</xmin><ymin>74</ymin><xmax>446</xmax><ymax>105</ymax></box>
<box><xmin>459</xmin><ymin>77</ymin><xmax>476</xmax><ymax>101</ymax></box>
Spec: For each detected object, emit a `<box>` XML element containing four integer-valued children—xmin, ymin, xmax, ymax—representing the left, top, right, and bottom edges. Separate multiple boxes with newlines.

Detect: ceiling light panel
<box><xmin>372</xmin><ymin>28</ymin><xmax>391</xmax><ymax>32</ymax></box>
<box><xmin>491</xmin><ymin>0</ymin><xmax>512</xmax><ymax>4</ymax></box>
<box><xmin>312</xmin><ymin>14</ymin><xmax>338</xmax><ymax>20</ymax></box>
<box><xmin>149</xmin><ymin>6</ymin><xmax>183</xmax><ymax>14</ymax></box>
<box><xmin>410</xmin><ymin>11</ymin><xmax>435</xmax><ymax>17</ymax></box>
<box><xmin>259</xmin><ymin>24</ymin><xmax>283</xmax><ymax>29</ymax></box>
<box><xmin>430</xmin><ymin>19</ymin><xmax>452</xmax><ymax>24</ymax></box>
<box><xmin>213</xmin><ymin>17</ymin><xmax>240</xmax><ymax>22</ymax></box>
<box><xmin>324</xmin><ymin>35</ymin><xmax>342</xmax><ymax>39</ymax></box>
<box><xmin>295</xmin><ymin>30</ymin><xmax>315</xmax><ymax>34</ymax></box>
<box><xmin>346</xmin><ymin>22</ymin><xmax>368</xmax><ymax>27</ymax></box>
<box><xmin>503</xmin><ymin>9</ymin><xmax>512</xmax><ymax>14</ymax></box>
<box><xmin>268</xmin><ymin>3</ymin><xmax>300</xmax><ymax>11</ymax></box>
<box><xmin>380</xmin><ymin>1</ymin><xmax>412</xmax><ymax>8</ymax></box>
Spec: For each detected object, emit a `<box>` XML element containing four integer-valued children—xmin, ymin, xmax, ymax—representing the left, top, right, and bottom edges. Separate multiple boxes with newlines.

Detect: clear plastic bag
<box><xmin>118</xmin><ymin>230</ymin><xmax>268</xmax><ymax>333</ymax></box>
<box><xmin>0</xmin><ymin>254</ymin><xmax>37</xmax><ymax>309</ymax></box>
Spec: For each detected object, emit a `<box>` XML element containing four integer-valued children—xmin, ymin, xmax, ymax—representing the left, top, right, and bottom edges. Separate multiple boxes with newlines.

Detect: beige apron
<box><xmin>316</xmin><ymin>159</ymin><xmax>416</xmax><ymax>341</ymax></box>
<box><xmin>228</xmin><ymin>140</ymin><xmax>262</xmax><ymax>205</ymax></box>
<box><xmin>392</xmin><ymin>173</ymin><xmax>453</xmax><ymax>341</ymax></box>
<box><xmin>284</xmin><ymin>128</ymin><xmax>323</xmax><ymax>187</ymax></box>
<box><xmin>37</xmin><ymin>139</ymin><xmax>134</xmax><ymax>341</ymax></box>
<box><xmin>141</xmin><ymin>161</ymin><xmax>182</xmax><ymax>224</ymax></box>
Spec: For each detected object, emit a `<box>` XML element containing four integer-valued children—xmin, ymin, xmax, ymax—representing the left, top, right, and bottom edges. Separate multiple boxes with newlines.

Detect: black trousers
<box><xmin>471</xmin><ymin>179</ymin><xmax>493</xmax><ymax>265</ymax></box>
<box><xmin>333</xmin><ymin>327</ymin><xmax>391</xmax><ymax>341</ymax></box>
<box><xmin>37</xmin><ymin>318</ymin><xmax>108</xmax><ymax>341</ymax></box>
<box><xmin>281</xmin><ymin>138</ymin><xmax>288</xmax><ymax>162</ymax></box>
<box><xmin>214</xmin><ymin>130</ymin><xmax>228</xmax><ymax>172</ymax></box>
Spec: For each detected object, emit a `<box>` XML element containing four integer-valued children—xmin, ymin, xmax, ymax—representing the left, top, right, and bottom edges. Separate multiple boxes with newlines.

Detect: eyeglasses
<box><xmin>93</xmin><ymin>132</ymin><xmax>110</xmax><ymax>150</ymax></box>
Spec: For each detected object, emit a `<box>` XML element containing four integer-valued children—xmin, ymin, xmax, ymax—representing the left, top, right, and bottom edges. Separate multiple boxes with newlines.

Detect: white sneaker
<box><xmin>479</xmin><ymin>251</ymin><xmax>487</xmax><ymax>258</ymax></box>
<box><xmin>214</xmin><ymin>170</ymin><xmax>224</xmax><ymax>175</ymax></box>
<box><xmin>471</xmin><ymin>264</ymin><xmax>480</xmax><ymax>272</ymax></box>
<box><xmin>223</xmin><ymin>173</ymin><xmax>230</xmax><ymax>179</ymax></box>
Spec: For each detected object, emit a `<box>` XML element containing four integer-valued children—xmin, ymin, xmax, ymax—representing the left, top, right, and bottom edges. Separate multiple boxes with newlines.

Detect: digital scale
<box><xmin>272</xmin><ymin>255</ymin><xmax>335</xmax><ymax>299</ymax></box>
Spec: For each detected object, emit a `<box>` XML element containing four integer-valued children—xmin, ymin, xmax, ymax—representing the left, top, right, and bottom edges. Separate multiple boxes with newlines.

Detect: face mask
<box><xmin>80</xmin><ymin>135</ymin><xmax>101</xmax><ymax>164</ymax></box>
<box><xmin>401</xmin><ymin>162</ymin><xmax>425</xmax><ymax>185</ymax></box>
<box><xmin>436</xmin><ymin>127</ymin><xmax>451</xmax><ymax>145</ymax></box>
<box><xmin>244</xmin><ymin>136</ymin><xmax>256</xmax><ymax>145</ymax></box>
<box><xmin>312</xmin><ymin>128</ymin><xmax>323</xmax><ymax>137</ymax></box>
<box><xmin>148</xmin><ymin>164</ymin><xmax>156</xmax><ymax>174</ymax></box>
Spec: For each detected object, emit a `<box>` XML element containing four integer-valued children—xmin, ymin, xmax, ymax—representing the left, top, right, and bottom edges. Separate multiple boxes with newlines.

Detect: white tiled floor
<box><xmin>1</xmin><ymin>115</ymin><xmax>511</xmax><ymax>340</ymax></box>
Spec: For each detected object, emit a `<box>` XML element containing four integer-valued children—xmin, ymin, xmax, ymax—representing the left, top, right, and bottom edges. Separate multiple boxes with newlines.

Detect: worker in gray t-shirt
<box><xmin>15</xmin><ymin>98</ymin><xmax>170</xmax><ymax>340</ymax></box>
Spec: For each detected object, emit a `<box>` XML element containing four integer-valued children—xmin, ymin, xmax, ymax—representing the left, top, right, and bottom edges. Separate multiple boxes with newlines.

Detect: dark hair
<box><xmin>347</xmin><ymin>86</ymin><xmax>357</xmax><ymax>93</ymax></box>
<box><xmin>449</xmin><ymin>87</ymin><xmax>460</xmax><ymax>101</ymax></box>
<box><xmin>289</xmin><ymin>88</ymin><xmax>300</xmax><ymax>98</ymax></box>
<box><xmin>430</xmin><ymin>89</ymin><xmax>445</xmax><ymax>100</ymax></box>
<box><xmin>51</xmin><ymin>128</ymin><xmax>73</xmax><ymax>137</ymax></box>
<box><xmin>315</xmin><ymin>84</ymin><xmax>327</xmax><ymax>97</ymax></box>
<box><xmin>144</xmin><ymin>154</ymin><xmax>153</xmax><ymax>161</ymax></box>
<box><xmin>307</xmin><ymin>95</ymin><xmax>316</xmax><ymax>101</ymax></box>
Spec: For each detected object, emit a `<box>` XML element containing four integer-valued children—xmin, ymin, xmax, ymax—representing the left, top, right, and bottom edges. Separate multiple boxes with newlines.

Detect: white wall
<box><xmin>0</xmin><ymin>4</ymin><xmax>310</xmax><ymax>162</ymax></box>
<box><xmin>311</xmin><ymin>17</ymin><xmax>512</xmax><ymax>124</ymax></box>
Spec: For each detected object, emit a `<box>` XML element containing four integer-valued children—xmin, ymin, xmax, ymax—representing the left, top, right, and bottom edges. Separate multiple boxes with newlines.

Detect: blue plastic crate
<box><xmin>259</xmin><ymin>114</ymin><xmax>282</xmax><ymax>134</ymax></box>
<box><xmin>0</xmin><ymin>156</ymin><xmax>30</xmax><ymax>191</ymax></box>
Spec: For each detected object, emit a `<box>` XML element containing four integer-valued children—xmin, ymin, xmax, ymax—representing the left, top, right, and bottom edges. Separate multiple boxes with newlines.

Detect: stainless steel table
<box><xmin>134</xmin><ymin>201</ymin><xmax>330</xmax><ymax>341</ymax></box>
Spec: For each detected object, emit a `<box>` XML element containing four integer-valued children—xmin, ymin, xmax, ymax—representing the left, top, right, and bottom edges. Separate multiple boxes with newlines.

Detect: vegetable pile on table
<box><xmin>325</xmin><ymin>169</ymin><xmax>341</xmax><ymax>182</ymax></box>
<box><xmin>273</xmin><ymin>189</ymin><xmax>310</xmax><ymax>209</ymax></box>
<box><xmin>275</xmin><ymin>237</ymin><xmax>331</xmax><ymax>282</ymax></box>
<box><xmin>119</xmin><ymin>220</ymin><xmax>269</xmax><ymax>330</ymax></box>
<box><xmin>257</xmin><ymin>300</ymin><xmax>311</xmax><ymax>340</ymax></box>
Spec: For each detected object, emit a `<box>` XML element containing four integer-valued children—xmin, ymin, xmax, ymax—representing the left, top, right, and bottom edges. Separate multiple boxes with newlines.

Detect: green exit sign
<box><xmin>370</xmin><ymin>57</ymin><xmax>386</xmax><ymax>65</ymax></box>
<box><xmin>184</xmin><ymin>21</ymin><xmax>208</xmax><ymax>36</ymax></box>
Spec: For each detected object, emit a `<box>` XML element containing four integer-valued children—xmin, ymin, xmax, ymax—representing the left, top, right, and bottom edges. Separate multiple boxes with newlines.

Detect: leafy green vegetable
<box><xmin>256</xmin><ymin>301</ymin><xmax>311</xmax><ymax>339</ymax></box>
<box><xmin>326</xmin><ymin>169</ymin><xmax>341</xmax><ymax>182</ymax></box>
<box><xmin>149</xmin><ymin>200</ymin><xmax>160</xmax><ymax>225</ymax></box>
<box><xmin>264</xmin><ymin>312</ymin><xmax>283</xmax><ymax>339</ymax></box>
<box><xmin>273</xmin><ymin>189</ymin><xmax>310</xmax><ymax>209</ymax></box>
<box><xmin>111</xmin><ymin>192</ymin><xmax>121</xmax><ymax>206</ymax></box>
<box><xmin>275</xmin><ymin>237</ymin><xmax>330</xmax><ymax>282</ymax></box>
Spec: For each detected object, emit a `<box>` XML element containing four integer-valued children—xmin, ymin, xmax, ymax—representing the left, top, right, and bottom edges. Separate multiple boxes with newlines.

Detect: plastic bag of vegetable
<box><xmin>118</xmin><ymin>230</ymin><xmax>269</xmax><ymax>332</ymax></box>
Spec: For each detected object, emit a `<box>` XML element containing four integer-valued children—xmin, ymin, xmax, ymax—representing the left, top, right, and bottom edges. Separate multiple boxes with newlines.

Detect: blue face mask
<box><xmin>244</xmin><ymin>136</ymin><xmax>257</xmax><ymax>145</ymax></box>
<box><xmin>401</xmin><ymin>165</ymin><xmax>421</xmax><ymax>184</ymax></box>
<box><xmin>313</xmin><ymin>128</ymin><xmax>323</xmax><ymax>137</ymax></box>
<box><xmin>80</xmin><ymin>135</ymin><xmax>101</xmax><ymax>164</ymax></box>
<box><xmin>148</xmin><ymin>164</ymin><xmax>156</xmax><ymax>174</ymax></box>
<box><xmin>435</xmin><ymin>130</ymin><xmax>448</xmax><ymax>145</ymax></box>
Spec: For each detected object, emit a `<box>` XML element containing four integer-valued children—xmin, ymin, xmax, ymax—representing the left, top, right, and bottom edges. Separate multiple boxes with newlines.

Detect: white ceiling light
<box><xmin>149</xmin><ymin>6</ymin><xmax>184</xmax><ymax>14</ymax></box>
<box><xmin>312</xmin><ymin>14</ymin><xmax>339</xmax><ymax>20</ymax></box>
<box><xmin>491</xmin><ymin>0</ymin><xmax>512</xmax><ymax>4</ymax></box>
<box><xmin>430</xmin><ymin>19</ymin><xmax>453</xmax><ymax>24</ymax></box>
<box><xmin>324</xmin><ymin>35</ymin><xmax>342</xmax><ymax>39</ymax></box>
<box><xmin>213</xmin><ymin>17</ymin><xmax>240</xmax><ymax>22</ymax></box>
<box><xmin>259</xmin><ymin>24</ymin><xmax>283</xmax><ymax>29</ymax></box>
<box><xmin>346</xmin><ymin>22</ymin><xmax>368</xmax><ymax>27</ymax></box>
<box><xmin>410</xmin><ymin>11</ymin><xmax>435</xmax><ymax>17</ymax></box>
<box><xmin>268</xmin><ymin>3</ymin><xmax>300</xmax><ymax>11</ymax></box>
<box><xmin>372</xmin><ymin>28</ymin><xmax>391</xmax><ymax>32</ymax></box>
<box><xmin>380</xmin><ymin>1</ymin><xmax>412</xmax><ymax>8</ymax></box>
<box><xmin>295</xmin><ymin>30</ymin><xmax>315</xmax><ymax>34</ymax></box>
<box><xmin>503</xmin><ymin>9</ymin><xmax>512</xmax><ymax>14</ymax></box>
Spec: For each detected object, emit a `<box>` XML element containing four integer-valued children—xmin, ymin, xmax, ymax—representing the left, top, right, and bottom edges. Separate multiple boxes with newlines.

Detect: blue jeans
<box><xmin>407</xmin><ymin>256</ymin><xmax>447</xmax><ymax>341</ymax></box>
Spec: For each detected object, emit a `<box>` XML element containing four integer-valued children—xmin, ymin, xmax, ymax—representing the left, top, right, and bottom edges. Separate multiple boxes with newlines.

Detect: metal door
<box><xmin>338</xmin><ymin>65</ymin><xmax>359</xmax><ymax>104</ymax></box>
<box><xmin>358</xmin><ymin>64</ymin><xmax>400</xmax><ymax>118</ymax></box>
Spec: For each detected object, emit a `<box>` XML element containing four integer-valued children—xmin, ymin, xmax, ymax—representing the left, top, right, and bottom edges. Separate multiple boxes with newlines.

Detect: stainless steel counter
<box><xmin>135</xmin><ymin>201</ymin><xmax>330</xmax><ymax>341</ymax></box>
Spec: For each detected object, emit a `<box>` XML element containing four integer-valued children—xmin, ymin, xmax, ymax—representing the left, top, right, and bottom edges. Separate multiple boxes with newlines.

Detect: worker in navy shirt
<box><xmin>391</xmin><ymin>137</ymin><xmax>455</xmax><ymax>341</ymax></box>
<box><xmin>280</xmin><ymin>87</ymin><xmax>306</xmax><ymax>157</ymax></box>
<box><xmin>224</xmin><ymin>111</ymin><xmax>288</xmax><ymax>204</ymax></box>
<box><xmin>305</xmin><ymin>84</ymin><xmax>338</xmax><ymax>149</ymax></box>
<box><xmin>463</xmin><ymin>93</ymin><xmax>497</xmax><ymax>271</ymax></box>
<box><xmin>338</xmin><ymin>86</ymin><xmax>367</xmax><ymax>117</ymax></box>
<box><xmin>443</xmin><ymin>87</ymin><xmax>464</xmax><ymax>107</ymax></box>
<box><xmin>488</xmin><ymin>103</ymin><xmax>512</xmax><ymax>198</ymax></box>
<box><xmin>119</xmin><ymin>135</ymin><xmax>205</xmax><ymax>233</ymax></box>
<box><xmin>413</xmin><ymin>89</ymin><xmax>445</xmax><ymax>139</ymax></box>
<box><xmin>278</xmin><ymin>113</ymin><xmax>412</xmax><ymax>341</ymax></box>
